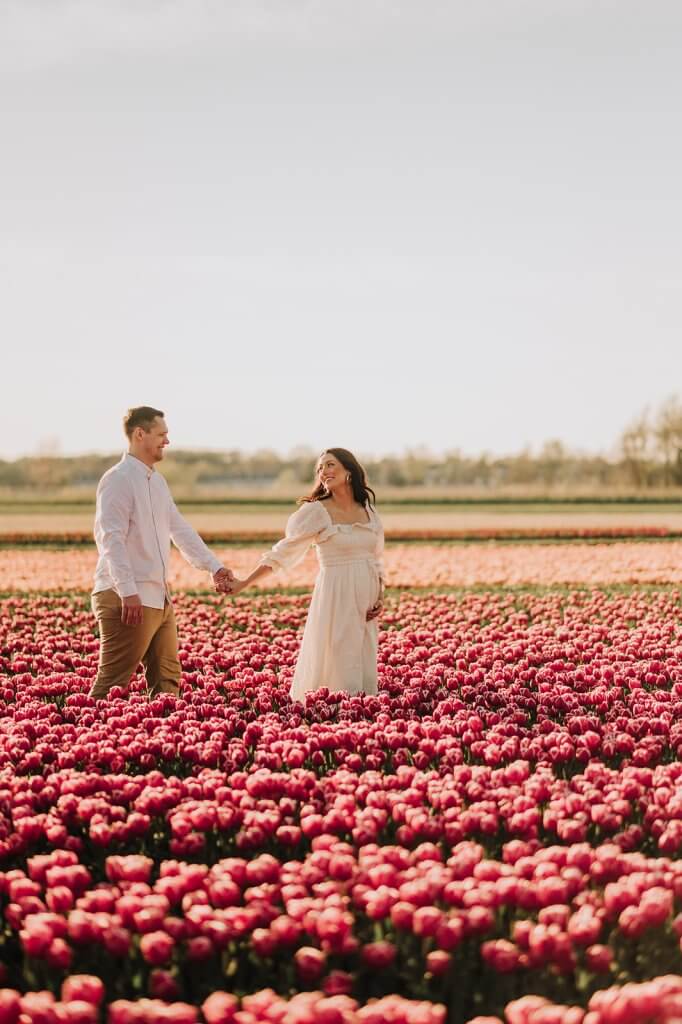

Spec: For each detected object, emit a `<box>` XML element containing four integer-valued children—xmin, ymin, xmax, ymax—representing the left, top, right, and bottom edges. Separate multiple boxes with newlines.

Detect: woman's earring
<box><xmin>346</xmin><ymin>475</ymin><xmax>351</xmax><ymax>483</ymax></box>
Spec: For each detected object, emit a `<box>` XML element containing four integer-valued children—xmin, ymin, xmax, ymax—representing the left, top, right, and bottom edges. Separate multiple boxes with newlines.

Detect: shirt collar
<box><xmin>123</xmin><ymin>452</ymin><xmax>155</xmax><ymax>479</ymax></box>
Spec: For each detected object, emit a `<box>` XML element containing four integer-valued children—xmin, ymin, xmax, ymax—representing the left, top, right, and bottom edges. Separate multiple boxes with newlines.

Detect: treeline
<box><xmin>3</xmin><ymin>397</ymin><xmax>682</xmax><ymax>496</ymax></box>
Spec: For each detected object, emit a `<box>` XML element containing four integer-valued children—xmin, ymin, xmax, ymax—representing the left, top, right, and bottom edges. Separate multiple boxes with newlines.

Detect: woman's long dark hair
<box><xmin>299</xmin><ymin>448</ymin><xmax>377</xmax><ymax>509</ymax></box>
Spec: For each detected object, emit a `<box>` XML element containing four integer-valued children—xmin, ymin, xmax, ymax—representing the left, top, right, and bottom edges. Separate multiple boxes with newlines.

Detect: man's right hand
<box><xmin>121</xmin><ymin>594</ymin><xmax>144</xmax><ymax>627</ymax></box>
<box><xmin>213</xmin><ymin>567</ymin><xmax>235</xmax><ymax>593</ymax></box>
<box><xmin>210</xmin><ymin>569</ymin><xmax>235</xmax><ymax>593</ymax></box>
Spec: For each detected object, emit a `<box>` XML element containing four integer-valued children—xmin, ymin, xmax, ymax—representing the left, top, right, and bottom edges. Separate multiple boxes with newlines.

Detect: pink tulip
<box><xmin>61</xmin><ymin>977</ymin><xmax>105</xmax><ymax>1007</ymax></box>
<box><xmin>201</xmin><ymin>992</ymin><xmax>239</xmax><ymax>1024</ymax></box>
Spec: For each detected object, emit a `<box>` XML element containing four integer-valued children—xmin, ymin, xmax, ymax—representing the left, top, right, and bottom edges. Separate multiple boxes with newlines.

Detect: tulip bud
<box><xmin>201</xmin><ymin>991</ymin><xmax>239</xmax><ymax>1024</ymax></box>
<box><xmin>361</xmin><ymin>941</ymin><xmax>396</xmax><ymax>969</ymax></box>
<box><xmin>60</xmin><ymin>1000</ymin><xmax>98</xmax><ymax>1024</ymax></box>
<box><xmin>61</xmin><ymin>976</ymin><xmax>105</xmax><ymax>1007</ymax></box>
<box><xmin>0</xmin><ymin>990</ymin><xmax>21</xmax><ymax>1024</ymax></box>
<box><xmin>139</xmin><ymin>930</ymin><xmax>175</xmax><ymax>966</ymax></box>
<box><xmin>294</xmin><ymin>946</ymin><xmax>327</xmax><ymax>983</ymax></box>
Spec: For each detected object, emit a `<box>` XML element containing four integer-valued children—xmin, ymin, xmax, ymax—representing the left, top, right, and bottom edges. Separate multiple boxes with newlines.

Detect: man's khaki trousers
<box><xmin>89</xmin><ymin>589</ymin><xmax>181</xmax><ymax>700</ymax></box>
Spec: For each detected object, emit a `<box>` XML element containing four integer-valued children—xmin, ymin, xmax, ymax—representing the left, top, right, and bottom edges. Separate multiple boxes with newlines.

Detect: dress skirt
<box><xmin>290</xmin><ymin>558</ymin><xmax>381</xmax><ymax>700</ymax></box>
<box><xmin>258</xmin><ymin>500</ymin><xmax>385</xmax><ymax>701</ymax></box>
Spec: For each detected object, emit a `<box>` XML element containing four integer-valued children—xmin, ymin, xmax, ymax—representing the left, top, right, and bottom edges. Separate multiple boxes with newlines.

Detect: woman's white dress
<box><xmin>260</xmin><ymin>501</ymin><xmax>385</xmax><ymax>700</ymax></box>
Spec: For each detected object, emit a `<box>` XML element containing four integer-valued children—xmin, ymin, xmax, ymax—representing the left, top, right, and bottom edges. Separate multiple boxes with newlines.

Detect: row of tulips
<box><xmin>7</xmin><ymin>541</ymin><xmax>682</xmax><ymax>592</ymax></box>
<box><xmin>0</xmin><ymin>985</ymin><xmax>446</xmax><ymax>1023</ymax></box>
<box><xmin>0</xmin><ymin>526</ymin><xmax>676</xmax><ymax>545</ymax></box>
<box><xmin>1</xmin><ymin>836</ymin><xmax>682</xmax><ymax>1012</ymax></box>
<box><xmin>5</xmin><ymin>757</ymin><xmax>682</xmax><ymax>867</ymax></box>
<box><xmin>5</xmin><ymin>977</ymin><xmax>682</xmax><ymax>1024</ymax></box>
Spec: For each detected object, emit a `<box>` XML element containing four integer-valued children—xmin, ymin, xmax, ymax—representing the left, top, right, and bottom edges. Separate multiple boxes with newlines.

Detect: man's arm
<box><xmin>95</xmin><ymin>476</ymin><xmax>143</xmax><ymax>625</ymax></box>
<box><xmin>168</xmin><ymin>501</ymin><xmax>234</xmax><ymax>587</ymax></box>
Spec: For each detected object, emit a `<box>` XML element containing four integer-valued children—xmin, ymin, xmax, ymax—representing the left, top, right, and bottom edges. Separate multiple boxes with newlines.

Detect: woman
<box><xmin>228</xmin><ymin>449</ymin><xmax>384</xmax><ymax>700</ymax></box>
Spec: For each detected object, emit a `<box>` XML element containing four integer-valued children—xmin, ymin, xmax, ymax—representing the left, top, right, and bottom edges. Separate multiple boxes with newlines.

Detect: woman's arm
<box><xmin>222</xmin><ymin>503</ymin><xmax>324</xmax><ymax>596</ymax></box>
<box><xmin>367</xmin><ymin>511</ymin><xmax>385</xmax><ymax>620</ymax></box>
<box><xmin>366</xmin><ymin>580</ymin><xmax>384</xmax><ymax>620</ymax></box>
<box><xmin>229</xmin><ymin>563</ymin><xmax>274</xmax><ymax>594</ymax></box>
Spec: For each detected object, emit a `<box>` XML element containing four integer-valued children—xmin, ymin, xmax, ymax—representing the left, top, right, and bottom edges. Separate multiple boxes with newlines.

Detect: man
<box><xmin>89</xmin><ymin>406</ymin><xmax>234</xmax><ymax>700</ymax></box>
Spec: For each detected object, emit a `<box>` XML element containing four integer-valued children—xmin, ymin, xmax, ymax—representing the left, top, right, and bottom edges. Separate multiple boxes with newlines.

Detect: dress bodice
<box><xmin>260</xmin><ymin>500</ymin><xmax>385</xmax><ymax>579</ymax></box>
<box><xmin>315</xmin><ymin>515</ymin><xmax>381</xmax><ymax>567</ymax></box>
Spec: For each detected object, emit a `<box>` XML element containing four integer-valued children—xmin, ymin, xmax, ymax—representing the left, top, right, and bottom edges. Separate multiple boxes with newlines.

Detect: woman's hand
<box><xmin>366</xmin><ymin>598</ymin><xmax>383</xmax><ymax>621</ymax></box>
<box><xmin>225</xmin><ymin>577</ymin><xmax>247</xmax><ymax>596</ymax></box>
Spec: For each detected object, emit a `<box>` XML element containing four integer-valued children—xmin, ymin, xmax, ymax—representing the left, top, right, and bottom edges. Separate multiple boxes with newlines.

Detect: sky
<box><xmin>1</xmin><ymin>0</ymin><xmax>681</xmax><ymax>461</ymax></box>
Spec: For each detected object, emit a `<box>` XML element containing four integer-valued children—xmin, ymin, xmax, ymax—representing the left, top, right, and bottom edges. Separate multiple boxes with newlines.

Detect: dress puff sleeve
<box><xmin>259</xmin><ymin>502</ymin><xmax>327</xmax><ymax>574</ymax></box>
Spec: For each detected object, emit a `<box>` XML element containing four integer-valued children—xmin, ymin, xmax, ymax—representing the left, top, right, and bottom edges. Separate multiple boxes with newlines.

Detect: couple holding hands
<box><xmin>89</xmin><ymin>406</ymin><xmax>385</xmax><ymax>703</ymax></box>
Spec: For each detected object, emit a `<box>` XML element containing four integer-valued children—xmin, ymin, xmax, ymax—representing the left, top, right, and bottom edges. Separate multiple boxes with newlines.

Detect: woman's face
<box><xmin>316</xmin><ymin>453</ymin><xmax>347</xmax><ymax>491</ymax></box>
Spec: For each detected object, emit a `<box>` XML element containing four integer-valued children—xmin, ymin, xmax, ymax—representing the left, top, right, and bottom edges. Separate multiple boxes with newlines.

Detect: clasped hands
<box><xmin>213</xmin><ymin>567</ymin><xmax>245</xmax><ymax>595</ymax></box>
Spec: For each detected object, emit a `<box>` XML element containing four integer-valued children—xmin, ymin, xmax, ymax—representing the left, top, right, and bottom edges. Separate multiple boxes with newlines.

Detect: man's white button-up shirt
<box><xmin>93</xmin><ymin>453</ymin><xmax>222</xmax><ymax>609</ymax></box>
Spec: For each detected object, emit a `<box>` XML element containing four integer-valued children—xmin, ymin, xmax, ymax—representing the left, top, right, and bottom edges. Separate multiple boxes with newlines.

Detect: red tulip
<box><xmin>139</xmin><ymin>931</ymin><xmax>175</xmax><ymax>966</ymax></box>
<box><xmin>361</xmin><ymin>941</ymin><xmax>396</xmax><ymax>969</ymax></box>
<box><xmin>294</xmin><ymin>946</ymin><xmax>327</xmax><ymax>982</ymax></box>
<box><xmin>0</xmin><ymin>990</ymin><xmax>21</xmax><ymax>1024</ymax></box>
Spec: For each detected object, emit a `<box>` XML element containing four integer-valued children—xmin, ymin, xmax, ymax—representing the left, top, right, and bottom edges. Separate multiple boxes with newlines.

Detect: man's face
<box><xmin>138</xmin><ymin>417</ymin><xmax>169</xmax><ymax>463</ymax></box>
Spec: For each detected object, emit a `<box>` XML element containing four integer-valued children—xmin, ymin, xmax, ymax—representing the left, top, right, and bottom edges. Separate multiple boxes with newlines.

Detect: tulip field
<box><xmin>2</xmin><ymin>542</ymin><xmax>682</xmax><ymax>1022</ymax></box>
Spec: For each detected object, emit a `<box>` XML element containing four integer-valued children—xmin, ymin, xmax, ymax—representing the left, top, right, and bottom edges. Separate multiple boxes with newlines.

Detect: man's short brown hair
<box><xmin>123</xmin><ymin>406</ymin><xmax>165</xmax><ymax>439</ymax></box>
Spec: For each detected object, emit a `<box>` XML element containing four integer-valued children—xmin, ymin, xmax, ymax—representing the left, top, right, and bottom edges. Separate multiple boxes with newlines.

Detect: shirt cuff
<box><xmin>117</xmin><ymin>581</ymin><xmax>139</xmax><ymax>598</ymax></box>
<box><xmin>208</xmin><ymin>556</ymin><xmax>224</xmax><ymax>576</ymax></box>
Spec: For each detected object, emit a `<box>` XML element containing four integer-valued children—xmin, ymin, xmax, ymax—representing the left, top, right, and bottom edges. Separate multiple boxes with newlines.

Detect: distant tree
<box><xmin>619</xmin><ymin>412</ymin><xmax>652</xmax><ymax>489</ymax></box>
<box><xmin>505</xmin><ymin>447</ymin><xmax>538</xmax><ymax>486</ymax></box>
<box><xmin>654</xmin><ymin>396</ymin><xmax>682</xmax><ymax>486</ymax></box>
<box><xmin>536</xmin><ymin>440</ymin><xmax>567</xmax><ymax>488</ymax></box>
<box><xmin>288</xmin><ymin>448</ymin><xmax>317</xmax><ymax>484</ymax></box>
